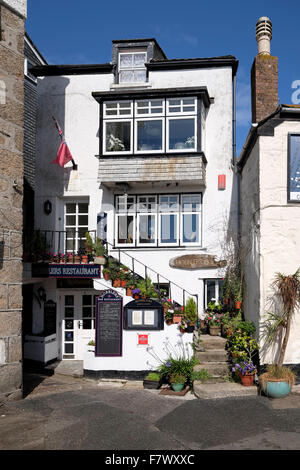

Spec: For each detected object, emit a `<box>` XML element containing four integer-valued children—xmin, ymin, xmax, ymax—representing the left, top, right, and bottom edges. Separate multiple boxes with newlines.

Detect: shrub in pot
<box><xmin>259</xmin><ymin>270</ymin><xmax>300</xmax><ymax>397</ymax></box>
<box><xmin>143</xmin><ymin>372</ymin><xmax>161</xmax><ymax>389</ymax></box>
<box><xmin>170</xmin><ymin>374</ymin><xmax>186</xmax><ymax>392</ymax></box>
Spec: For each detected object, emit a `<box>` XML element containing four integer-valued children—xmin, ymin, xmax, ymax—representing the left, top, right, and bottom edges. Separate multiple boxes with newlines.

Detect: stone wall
<box><xmin>0</xmin><ymin>3</ymin><xmax>25</xmax><ymax>402</ymax></box>
<box><xmin>251</xmin><ymin>54</ymin><xmax>278</xmax><ymax>123</ymax></box>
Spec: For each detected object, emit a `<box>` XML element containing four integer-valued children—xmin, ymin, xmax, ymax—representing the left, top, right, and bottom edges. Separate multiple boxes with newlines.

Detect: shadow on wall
<box><xmin>36</xmin><ymin>76</ymin><xmax>71</xmax><ymax>200</ymax></box>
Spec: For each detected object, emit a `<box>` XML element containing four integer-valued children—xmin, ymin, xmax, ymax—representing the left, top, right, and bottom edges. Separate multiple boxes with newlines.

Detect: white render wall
<box><xmin>34</xmin><ymin>65</ymin><xmax>236</xmax><ymax>315</ymax></box>
<box><xmin>259</xmin><ymin>121</ymin><xmax>300</xmax><ymax>364</ymax></box>
<box><xmin>242</xmin><ymin>121</ymin><xmax>300</xmax><ymax>365</ymax></box>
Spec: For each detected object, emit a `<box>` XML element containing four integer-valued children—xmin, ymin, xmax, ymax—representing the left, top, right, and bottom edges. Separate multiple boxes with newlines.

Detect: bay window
<box><xmin>115</xmin><ymin>193</ymin><xmax>202</xmax><ymax>247</ymax></box>
<box><xmin>103</xmin><ymin>97</ymin><xmax>198</xmax><ymax>155</ymax></box>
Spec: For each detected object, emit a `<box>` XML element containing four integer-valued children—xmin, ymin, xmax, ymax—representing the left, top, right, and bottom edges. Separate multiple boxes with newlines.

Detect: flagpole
<box><xmin>52</xmin><ymin>116</ymin><xmax>77</xmax><ymax>169</ymax></box>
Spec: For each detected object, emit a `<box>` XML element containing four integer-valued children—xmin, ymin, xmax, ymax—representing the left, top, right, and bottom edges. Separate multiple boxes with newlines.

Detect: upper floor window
<box><xmin>288</xmin><ymin>134</ymin><xmax>300</xmax><ymax>202</ymax></box>
<box><xmin>119</xmin><ymin>51</ymin><xmax>147</xmax><ymax>83</ymax></box>
<box><xmin>103</xmin><ymin>97</ymin><xmax>197</xmax><ymax>155</ymax></box>
<box><xmin>24</xmin><ymin>58</ymin><xmax>37</xmax><ymax>84</ymax></box>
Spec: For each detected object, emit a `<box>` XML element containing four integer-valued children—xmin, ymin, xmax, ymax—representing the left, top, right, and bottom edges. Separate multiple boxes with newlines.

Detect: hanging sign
<box><xmin>95</xmin><ymin>290</ymin><xmax>123</xmax><ymax>357</ymax></box>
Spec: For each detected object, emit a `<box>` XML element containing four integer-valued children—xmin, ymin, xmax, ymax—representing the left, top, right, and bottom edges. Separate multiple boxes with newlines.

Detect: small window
<box><xmin>204</xmin><ymin>279</ymin><xmax>224</xmax><ymax>308</ymax></box>
<box><xmin>24</xmin><ymin>58</ymin><xmax>37</xmax><ymax>83</ymax></box>
<box><xmin>119</xmin><ymin>51</ymin><xmax>147</xmax><ymax>83</ymax></box>
<box><xmin>288</xmin><ymin>134</ymin><xmax>300</xmax><ymax>202</ymax></box>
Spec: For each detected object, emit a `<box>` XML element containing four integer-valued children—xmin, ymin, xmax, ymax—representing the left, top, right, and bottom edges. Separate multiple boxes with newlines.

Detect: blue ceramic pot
<box><xmin>265</xmin><ymin>380</ymin><xmax>291</xmax><ymax>398</ymax></box>
<box><xmin>171</xmin><ymin>383</ymin><xmax>185</xmax><ymax>392</ymax></box>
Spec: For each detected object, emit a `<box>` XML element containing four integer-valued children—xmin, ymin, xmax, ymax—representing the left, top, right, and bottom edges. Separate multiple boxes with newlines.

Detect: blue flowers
<box><xmin>232</xmin><ymin>361</ymin><xmax>257</xmax><ymax>376</ymax></box>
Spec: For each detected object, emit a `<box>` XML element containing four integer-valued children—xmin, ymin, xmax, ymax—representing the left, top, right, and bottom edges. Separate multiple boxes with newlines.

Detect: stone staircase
<box><xmin>193</xmin><ymin>334</ymin><xmax>258</xmax><ymax>399</ymax></box>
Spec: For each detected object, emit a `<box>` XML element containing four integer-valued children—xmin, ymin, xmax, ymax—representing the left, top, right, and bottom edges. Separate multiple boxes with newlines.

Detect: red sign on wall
<box><xmin>138</xmin><ymin>334</ymin><xmax>149</xmax><ymax>345</ymax></box>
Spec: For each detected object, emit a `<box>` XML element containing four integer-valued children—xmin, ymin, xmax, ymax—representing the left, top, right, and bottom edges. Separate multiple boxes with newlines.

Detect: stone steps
<box><xmin>195</xmin><ymin>349</ymin><xmax>228</xmax><ymax>362</ymax></box>
<box><xmin>194</xmin><ymin>362</ymin><xmax>230</xmax><ymax>377</ymax></box>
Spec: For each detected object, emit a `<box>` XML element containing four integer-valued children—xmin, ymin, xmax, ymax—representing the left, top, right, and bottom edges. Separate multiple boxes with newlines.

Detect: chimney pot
<box><xmin>256</xmin><ymin>16</ymin><xmax>272</xmax><ymax>55</ymax></box>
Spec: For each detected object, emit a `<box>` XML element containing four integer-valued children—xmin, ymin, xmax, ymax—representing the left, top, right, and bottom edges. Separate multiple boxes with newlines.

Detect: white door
<box><xmin>61</xmin><ymin>291</ymin><xmax>99</xmax><ymax>360</ymax></box>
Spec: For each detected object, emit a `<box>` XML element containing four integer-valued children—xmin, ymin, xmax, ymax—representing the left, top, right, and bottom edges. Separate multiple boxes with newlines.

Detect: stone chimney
<box><xmin>251</xmin><ymin>17</ymin><xmax>278</xmax><ymax>123</ymax></box>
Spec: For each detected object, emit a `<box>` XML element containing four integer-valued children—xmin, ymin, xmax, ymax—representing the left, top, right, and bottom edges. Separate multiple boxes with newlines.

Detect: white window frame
<box><xmin>24</xmin><ymin>58</ymin><xmax>37</xmax><ymax>84</ymax></box>
<box><xmin>180</xmin><ymin>194</ymin><xmax>202</xmax><ymax>246</ymax></box>
<box><xmin>135</xmin><ymin>99</ymin><xmax>165</xmax><ymax>117</ymax></box>
<box><xmin>115</xmin><ymin>195</ymin><xmax>136</xmax><ymax>247</ymax></box>
<box><xmin>136</xmin><ymin>195</ymin><xmax>157</xmax><ymax>247</ymax></box>
<box><xmin>135</xmin><ymin>117</ymin><xmax>165</xmax><ymax>154</ymax></box>
<box><xmin>103</xmin><ymin>101</ymin><xmax>133</xmax><ymax>118</ymax></box>
<box><xmin>64</xmin><ymin>200</ymin><xmax>89</xmax><ymax>254</ymax></box>
<box><xmin>204</xmin><ymin>279</ymin><xmax>224</xmax><ymax>308</ymax></box>
<box><xmin>158</xmin><ymin>195</ymin><xmax>180</xmax><ymax>247</ymax></box>
<box><xmin>166</xmin><ymin>115</ymin><xmax>197</xmax><ymax>153</ymax></box>
<box><xmin>118</xmin><ymin>51</ymin><xmax>147</xmax><ymax>84</ymax></box>
<box><xmin>103</xmin><ymin>118</ymin><xmax>133</xmax><ymax>155</ymax></box>
<box><xmin>166</xmin><ymin>97</ymin><xmax>197</xmax><ymax>116</ymax></box>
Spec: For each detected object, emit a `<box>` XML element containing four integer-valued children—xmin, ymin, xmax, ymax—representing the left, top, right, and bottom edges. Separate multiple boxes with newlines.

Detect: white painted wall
<box><xmin>242</xmin><ymin>121</ymin><xmax>300</xmax><ymax>364</ymax></box>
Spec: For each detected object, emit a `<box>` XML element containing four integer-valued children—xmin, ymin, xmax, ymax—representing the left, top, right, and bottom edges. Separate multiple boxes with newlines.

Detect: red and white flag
<box><xmin>51</xmin><ymin>116</ymin><xmax>74</xmax><ymax>167</ymax></box>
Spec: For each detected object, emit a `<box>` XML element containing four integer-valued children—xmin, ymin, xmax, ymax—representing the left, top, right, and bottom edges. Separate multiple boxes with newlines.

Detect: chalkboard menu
<box><xmin>95</xmin><ymin>290</ymin><xmax>123</xmax><ymax>357</ymax></box>
<box><xmin>44</xmin><ymin>300</ymin><xmax>57</xmax><ymax>336</ymax></box>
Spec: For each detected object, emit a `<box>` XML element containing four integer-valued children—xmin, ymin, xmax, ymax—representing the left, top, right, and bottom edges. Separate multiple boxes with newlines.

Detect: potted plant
<box><xmin>164</xmin><ymin>310</ymin><xmax>174</xmax><ymax>325</ymax></box>
<box><xmin>132</xmin><ymin>288</ymin><xmax>141</xmax><ymax>300</ymax></box>
<box><xmin>259</xmin><ymin>270</ymin><xmax>300</xmax><ymax>398</ymax></box>
<box><xmin>102</xmin><ymin>268</ymin><xmax>111</xmax><ymax>281</ymax></box>
<box><xmin>143</xmin><ymin>372</ymin><xmax>161</xmax><ymax>390</ymax></box>
<box><xmin>136</xmin><ymin>277</ymin><xmax>158</xmax><ymax>299</ymax></box>
<box><xmin>232</xmin><ymin>361</ymin><xmax>257</xmax><ymax>386</ymax></box>
<box><xmin>170</xmin><ymin>373</ymin><xmax>186</xmax><ymax>392</ymax></box>
<box><xmin>183</xmin><ymin>297</ymin><xmax>198</xmax><ymax>332</ymax></box>
<box><xmin>179</xmin><ymin>319</ymin><xmax>187</xmax><ymax>333</ymax></box>
<box><xmin>93</xmin><ymin>237</ymin><xmax>107</xmax><ymax>265</ymax></box>
<box><xmin>204</xmin><ymin>311</ymin><xmax>222</xmax><ymax>336</ymax></box>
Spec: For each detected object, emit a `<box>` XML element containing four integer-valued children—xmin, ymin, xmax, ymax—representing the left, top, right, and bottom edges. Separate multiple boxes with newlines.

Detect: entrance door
<box><xmin>61</xmin><ymin>292</ymin><xmax>99</xmax><ymax>360</ymax></box>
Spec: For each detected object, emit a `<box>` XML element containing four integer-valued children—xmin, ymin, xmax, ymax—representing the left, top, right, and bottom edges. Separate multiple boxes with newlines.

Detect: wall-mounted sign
<box><xmin>49</xmin><ymin>264</ymin><xmax>101</xmax><ymax>278</ymax></box>
<box><xmin>123</xmin><ymin>299</ymin><xmax>164</xmax><ymax>330</ymax></box>
<box><xmin>169</xmin><ymin>254</ymin><xmax>226</xmax><ymax>270</ymax></box>
<box><xmin>138</xmin><ymin>334</ymin><xmax>149</xmax><ymax>345</ymax></box>
<box><xmin>95</xmin><ymin>289</ymin><xmax>123</xmax><ymax>357</ymax></box>
<box><xmin>288</xmin><ymin>134</ymin><xmax>300</xmax><ymax>202</ymax></box>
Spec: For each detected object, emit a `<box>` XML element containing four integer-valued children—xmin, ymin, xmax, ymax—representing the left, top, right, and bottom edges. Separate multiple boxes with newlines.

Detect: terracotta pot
<box><xmin>74</xmin><ymin>256</ymin><xmax>81</xmax><ymax>264</ymax></box>
<box><xmin>240</xmin><ymin>374</ymin><xmax>255</xmax><ymax>387</ymax></box>
<box><xmin>235</xmin><ymin>301</ymin><xmax>242</xmax><ymax>309</ymax></box>
<box><xmin>103</xmin><ymin>272</ymin><xmax>110</xmax><ymax>281</ymax></box>
<box><xmin>223</xmin><ymin>298</ymin><xmax>229</xmax><ymax>305</ymax></box>
<box><xmin>126</xmin><ymin>288</ymin><xmax>132</xmax><ymax>297</ymax></box>
<box><xmin>134</xmin><ymin>294</ymin><xmax>140</xmax><ymax>300</ymax></box>
<box><xmin>120</xmin><ymin>280</ymin><xmax>127</xmax><ymax>288</ymax></box>
<box><xmin>173</xmin><ymin>314</ymin><xmax>183</xmax><ymax>324</ymax></box>
<box><xmin>113</xmin><ymin>279</ymin><xmax>121</xmax><ymax>288</ymax></box>
<box><xmin>81</xmin><ymin>255</ymin><xmax>88</xmax><ymax>264</ymax></box>
<box><xmin>166</xmin><ymin>320</ymin><xmax>172</xmax><ymax>326</ymax></box>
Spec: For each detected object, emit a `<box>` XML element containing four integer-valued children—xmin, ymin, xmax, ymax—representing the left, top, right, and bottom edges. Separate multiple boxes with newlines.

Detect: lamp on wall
<box><xmin>37</xmin><ymin>286</ymin><xmax>47</xmax><ymax>302</ymax></box>
<box><xmin>44</xmin><ymin>200</ymin><xmax>52</xmax><ymax>215</ymax></box>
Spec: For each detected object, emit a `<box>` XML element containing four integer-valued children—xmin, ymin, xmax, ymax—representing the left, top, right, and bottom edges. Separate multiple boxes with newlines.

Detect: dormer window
<box><xmin>118</xmin><ymin>51</ymin><xmax>147</xmax><ymax>83</ymax></box>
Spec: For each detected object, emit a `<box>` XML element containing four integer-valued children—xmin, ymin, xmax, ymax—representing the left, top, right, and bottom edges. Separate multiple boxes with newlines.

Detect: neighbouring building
<box><xmin>238</xmin><ymin>17</ymin><xmax>300</xmax><ymax>366</ymax></box>
<box><xmin>0</xmin><ymin>0</ymin><xmax>27</xmax><ymax>402</ymax></box>
<box><xmin>23</xmin><ymin>38</ymin><xmax>238</xmax><ymax>377</ymax></box>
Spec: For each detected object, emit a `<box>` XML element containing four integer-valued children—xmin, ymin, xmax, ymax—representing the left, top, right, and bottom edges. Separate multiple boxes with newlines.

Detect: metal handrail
<box><xmin>24</xmin><ymin>229</ymin><xmax>200</xmax><ymax>320</ymax></box>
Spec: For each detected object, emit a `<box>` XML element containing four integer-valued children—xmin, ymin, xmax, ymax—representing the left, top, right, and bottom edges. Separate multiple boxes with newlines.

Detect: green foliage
<box><xmin>157</xmin><ymin>356</ymin><xmax>198</xmax><ymax>384</ymax></box>
<box><xmin>184</xmin><ymin>297</ymin><xmax>198</xmax><ymax>325</ymax></box>
<box><xmin>145</xmin><ymin>372</ymin><xmax>160</xmax><ymax>381</ymax></box>
<box><xmin>170</xmin><ymin>374</ymin><xmax>186</xmax><ymax>384</ymax></box>
<box><xmin>226</xmin><ymin>332</ymin><xmax>259</xmax><ymax>362</ymax></box>
<box><xmin>190</xmin><ymin>369</ymin><xmax>212</xmax><ymax>383</ymax></box>
<box><xmin>85</xmin><ymin>233</ymin><xmax>107</xmax><ymax>257</ymax></box>
<box><xmin>136</xmin><ymin>276</ymin><xmax>158</xmax><ymax>298</ymax></box>
<box><xmin>206</xmin><ymin>301</ymin><xmax>222</xmax><ymax>313</ymax></box>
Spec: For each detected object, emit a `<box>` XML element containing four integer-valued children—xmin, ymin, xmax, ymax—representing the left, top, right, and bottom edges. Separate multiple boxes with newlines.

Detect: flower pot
<box><xmin>264</xmin><ymin>380</ymin><xmax>292</xmax><ymax>398</ymax></box>
<box><xmin>171</xmin><ymin>383</ymin><xmax>185</xmax><ymax>392</ymax></box>
<box><xmin>81</xmin><ymin>255</ymin><xmax>88</xmax><ymax>264</ymax></box>
<box><xmin>240</xmin><ymin>374</ymin><xmax>255</xmax><ymax>387</ymax></box>
<box><xmin>235</xmin><ymin>301</ymin><xmax>242</xmax><ymax>309</ymax></box>
<box><xmin>126</xmin><ymin>288</ymin><xmax>132</xmax><ymax>297</ymax></box>
<box><xmin>209</xmin><ymin>326</ymin><xmax>221</xmax><ymax>336</ymax></box>
<box><xmin>74</xmin><ymin>256</ymin><xmax>81</xmax><ymax>264</ymax></box>
<box><xmin>134</xmin><ymin>294</ymin><xmax>140</xmax><ymax>300</ymax></box>
<box><xmin>113</xmin><ymin>279</ymin><xmax>121</xmax><ymax>288</ymax></box>
<box><xmin>173</xmin><ymin>314</ymin><xmax>183</xmax><ymax>324</ymax></box>
<box><xmin>186</xmin><ymin>325</ymin><xmax>195</xmax><ymax>333</ymax></box>
<box><xmin>223</xmin><ymin>298</ymin><xmax>229</xmax><ymax>305</ymax></box>
<box><xmin>120</xmin><ymin>280</ymin><xmax>127</xmax><ymax>288</ymax></box>
<box><xmin>93</xmin><ymin>256</ymin><xmax>106</xmax><ymax>265</ymax></box>
<box><xmin>143</xmin><ymin>380</ymin><xmax>161</xmax><ymax>390</ymax></box>
<box><xmin>179</xmin><ymin>327</ymin><xmax>185</xmax><ymax>334</ymax></box>
<box><xmin>103</xmin><ymin>272</ymin><xmax>110</xmax><ymax>281</ymax></box>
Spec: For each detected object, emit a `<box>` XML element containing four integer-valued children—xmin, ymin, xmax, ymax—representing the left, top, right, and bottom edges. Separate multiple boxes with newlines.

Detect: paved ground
<box><xmin>1</xmin><ymin>372</ymin><xmax>300</xmax><ymax>451</ymax></box>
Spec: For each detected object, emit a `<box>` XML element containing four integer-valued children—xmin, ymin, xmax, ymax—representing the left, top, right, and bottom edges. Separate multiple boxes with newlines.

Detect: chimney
<box><xmin>251</xmin><ymin>17</ymin><xmax>278</xmax><ymax>123</ymax></box>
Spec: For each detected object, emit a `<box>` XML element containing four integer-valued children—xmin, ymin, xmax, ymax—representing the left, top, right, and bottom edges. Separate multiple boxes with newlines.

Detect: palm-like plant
<box><xmin>267</xmin><ymin>269</ymin><xmax>300</xmax><ymax>367</ymax></box>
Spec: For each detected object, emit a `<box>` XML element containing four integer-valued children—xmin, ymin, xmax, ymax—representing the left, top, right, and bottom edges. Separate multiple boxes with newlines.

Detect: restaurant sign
<box><xmin>49</xmin><ymin>264</ymin><xmax>101</xmax><ymax>278</ymax></box>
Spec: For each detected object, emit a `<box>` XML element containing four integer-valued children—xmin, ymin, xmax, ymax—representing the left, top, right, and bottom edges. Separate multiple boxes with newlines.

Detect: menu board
<box><xmin>95</xmin><ymin>290</ymin><xmax>123</xmax><ymax>356</ymax></box>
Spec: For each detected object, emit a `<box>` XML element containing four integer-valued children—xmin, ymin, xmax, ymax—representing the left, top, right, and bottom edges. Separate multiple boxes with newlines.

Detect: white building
<box><xmin>238</xmin><ymin>18</ymin><xmax>300</xmax><ymax>366</ymax></box>
<box><xmin>23</xmin><ymin>38</ymin><xmax>238</xmax><ymax>376</ymax></box>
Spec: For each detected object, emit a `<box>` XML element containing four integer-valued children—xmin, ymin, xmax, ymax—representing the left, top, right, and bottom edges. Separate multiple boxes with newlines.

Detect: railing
<box><xmin>24</xmin><ymin>229</ymin><xmax>200</xmax><ymax>322</ymax></box>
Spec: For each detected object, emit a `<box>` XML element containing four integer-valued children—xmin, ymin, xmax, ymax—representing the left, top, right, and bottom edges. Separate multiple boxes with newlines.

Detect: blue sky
<box><xmin>26</xmin><ymin>0</ymin><xmax>300</xmax><ymax>155</ymax></box>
